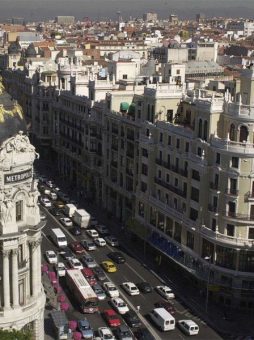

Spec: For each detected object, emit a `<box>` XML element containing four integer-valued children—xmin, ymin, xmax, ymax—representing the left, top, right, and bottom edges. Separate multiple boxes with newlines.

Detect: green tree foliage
<box><xmin>0</xmin><ymin>328</ymin><xmax>33</xmax><ymax>340</ymax></box>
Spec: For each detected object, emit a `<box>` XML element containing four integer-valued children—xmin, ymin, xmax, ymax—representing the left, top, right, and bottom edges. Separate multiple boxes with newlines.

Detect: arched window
<box><xmin>203</xmin><ymin>120</ymin><xmax>208</xmax><ymax>141</ymax></box>
<box><xmin>239</xmin><ymin>125</ymin><xmax>249</xmax><ymax>143</ymax></box>
<box><xmin>198</xmin><ymin>119</ymin><xmax>202</xmax><ymax>138</ymax></box>
<box><xmin>229</xmin><ymin>124</ymin><xmax>236</xmax><ymax>141</ymax></box>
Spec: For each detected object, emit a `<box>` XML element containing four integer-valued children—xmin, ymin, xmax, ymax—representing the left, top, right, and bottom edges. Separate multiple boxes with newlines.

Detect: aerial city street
<box><xmin>0</xmin><ymin>4</ymin><xmax>254</xmax><ymax>339</ymax></box>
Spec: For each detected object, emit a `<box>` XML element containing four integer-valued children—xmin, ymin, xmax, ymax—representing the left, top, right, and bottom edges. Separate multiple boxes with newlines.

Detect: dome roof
<box><xmin>0</xmin><ymin>80</ymin><xmax>27</xmax><ymax>145</ymax></box>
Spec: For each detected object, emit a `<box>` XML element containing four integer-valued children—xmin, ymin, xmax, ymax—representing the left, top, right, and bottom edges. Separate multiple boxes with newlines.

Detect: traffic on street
<box><xmin>37</xmin><ymin>169</ymin><xmax>222</xmax><ymax>340</ymax></box>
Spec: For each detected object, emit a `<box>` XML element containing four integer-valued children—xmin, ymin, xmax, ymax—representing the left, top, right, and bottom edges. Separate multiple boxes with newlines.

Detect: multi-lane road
<box><xmin>41</xmin><ymin>200</ymin><xmax>222</xmax><ymax>340</ymax></box>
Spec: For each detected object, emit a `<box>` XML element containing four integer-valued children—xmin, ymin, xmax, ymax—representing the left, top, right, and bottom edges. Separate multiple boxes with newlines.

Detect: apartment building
<box><xmin>3</xmin><ymin>56</ymin><xmax>254</xmax><ymax>309</ymax></box>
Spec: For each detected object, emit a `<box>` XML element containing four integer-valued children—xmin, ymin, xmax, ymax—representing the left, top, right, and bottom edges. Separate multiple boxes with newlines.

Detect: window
<box><xmin>186</xmin><ymin>231</ymin><xmax>194</xmax><ymax>249</ymax></box>
<box><xmin>19</xmin><ymin>279</ymin><xmax>25</xmax><ymax>305</ymax></box>
<box><xmin>168</xmin><ymin>135</ymin><xmax>171</xmax><ymax>145</ymax></box>
<box><xmin>18</xmin><ymin>244</ymin><xmax>23</xmax><ymax>264</ymax></box>
<box><xmin>216</xmin><ymin>153</ymin><xmax>220</xmax><ymax>165</ymax></box>
<box><xmin>226</xmin><ymin>224</ymin><xmax>235</xmax><ymax>237</ymax></box>
<box><xmin>174</xmin><ymin>178</ymin><xmax>178</xmax><ymax>187</ymax></box>
<box><xmin>198</xmin><ymin>119</ymin><xmax>202</xmax><ymax>138</ymax></box>
<box><xmin>123</xmin><ymin>74</ymin><xmax>128</xmax><ymax>79</ymax></box>
<box><xmin>176</xmin><ymin>139</ymin><xmax>180</xmax><ymax>149</ymax></box>
<box><xmin>249</xmin><ymin>228</ymin><xmax>254</xmax><ymax>240</ymax></box>
<box><xmin>141</xmin><ymin>163</ymin><xmax>148</xmax><ymax>176</ymax></box>
<box><xmin>142</xmin><ymin>148</ymin><xmax>148</xmax><ymax>157</ymax></box>
<box><xmin>16</xmin><ymin>201</ymin><xmax>23</xmax><ymax>221</ymax></box>
<box><xmin>174</xmin><ymin>222</ymin><xmax>182</xmax><ymax>243</ymax></box>
<box><xmin>190</xmin><ymin>208</ymin><xmax>198</xmax><ymax>221</ymax></box>
<box><xmin>212</xmin><ymin>218</ymin><xmax>216</xmax><ymax>231</ymax></box>
<box><xmin>216</xmin><ymin>245</ymin><xmax>236</xmax><ymax>270</ymax></box>
<box><xmin>167</xmin><ymin>110</ymin><xmax>173</xmax><ymax>123</ymax></box>
<box><xmin>239</xmin><ymin>250</ymin><xmax>254</xmax><ymax>272</ymax></box>
<box><xmin>191</xmin><ymin>187</ymin><xmax>199</xmax><ymax>202</ymax></box>
<box><xmin>138</xmin><ymin>202</ymin><xmax>144</xmax><ymax>217</ymax></box>
<box><xmin>197</xmin><ymin>147</ymin><xmax>202</xmax><ymax>157</ymax></box>
<box><xmin>166</xmin><ymin>174</ymin><xmax>169</xmax><ymax>182</ymax></box>
<box><xmin>160</xmin><ymin>133</ymin><xmax>163</xmax><ymax>142</ymax></box>
<box><xmin>192</xmin><ymin>169</ymin><xmax>200</xmax><ymax>181</ymax></box>
<box><xmin>141</xmin><ymin>182</ymin><xmax>147</xmax><ymax>192</ymax></box>
<box><xmin>232</xmin><ymin>157</ymin><xmax>239</xmax><ymax>168</ymax></box>
<box><xmin>185</xmin><ymin>142</ymin><xmax>189</xmax><ymax>153</ymax></box>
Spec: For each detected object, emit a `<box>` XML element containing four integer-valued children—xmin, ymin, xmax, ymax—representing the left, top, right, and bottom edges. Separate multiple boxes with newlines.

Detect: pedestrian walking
<box><xmin>136</xmin><ymin>305</ymin><xmax>140</xmax><ymax>313</ymax></box>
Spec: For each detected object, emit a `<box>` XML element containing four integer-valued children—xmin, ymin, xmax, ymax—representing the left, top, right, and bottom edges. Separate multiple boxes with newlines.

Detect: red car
<box><xmin>154</xmin><ymin>301</ymin><xmax>176</xmax><ymax>315</ymax></box>
<box><xmin>103</xmin><ymin>309</ymin><xmax>121</xmax><ymax>327</ymax></box>
<box><xmin>81</xmin><ymin>268</ymin><xmax>97</xmax><ymax>285</ymax></box>
<box><xmin>69</xmin><ymin>241</ymin><xmax>86</xmax><ymax>255</ymax></box>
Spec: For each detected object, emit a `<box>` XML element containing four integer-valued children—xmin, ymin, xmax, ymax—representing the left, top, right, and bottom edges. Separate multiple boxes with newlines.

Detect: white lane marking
<box><xmin>125</xmin><ymin>262</ymin><xmax>147</xmax><ymax>281</ymax></box>
<box><xmin>119</xmin><ymin>289</ymin><xmax>161</xmax><ymax>339</ymax></box>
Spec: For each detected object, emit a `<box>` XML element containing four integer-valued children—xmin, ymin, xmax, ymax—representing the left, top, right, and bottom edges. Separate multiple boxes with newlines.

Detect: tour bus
<box><xmin>66</xmin><ymin>269</ymin><xmax>99</xmax><ymax>313</ymax></box>
<box><xmin>52</xmin><ymin>228</ymin><xmax>67</xmax><ymax>248</ymax></box>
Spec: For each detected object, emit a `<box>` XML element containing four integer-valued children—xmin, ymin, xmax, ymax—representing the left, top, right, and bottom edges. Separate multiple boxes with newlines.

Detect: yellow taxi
<box><xmin>101</xmin><ymin>260</ymin><xmax>117</xmax><ymax>273</ymax></box>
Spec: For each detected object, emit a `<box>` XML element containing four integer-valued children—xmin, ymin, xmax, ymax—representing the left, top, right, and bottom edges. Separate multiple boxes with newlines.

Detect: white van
<box><xmin>149</xmin><ymin>308</ymin><xmax>175</xmax><ymax>331</ymax></box>
<box><xmin>64</xmin><ymin>203</ymin><xmax>77</xmax><ymax>217</ymax></box>
<box><xmin>52</xmin><ymin>228</ymin><xmax>67</xmax><ymax>248</ymax></box>
<box><xmin>178</xmin><ymin>320</ymin><xmax>199</xmax><ymax>336</ymax></box>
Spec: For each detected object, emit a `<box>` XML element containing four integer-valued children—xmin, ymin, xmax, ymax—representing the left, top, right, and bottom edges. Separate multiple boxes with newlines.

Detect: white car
<box><xmin>94</xmin><ymin>237</ymin><xmax>106</xmax><ymax>247</ymax></box>
<box><xmin>111</xmin><ymin>297</ymin><xmax>129</xmax><ymax>315</ymax></box>
<box><xmin>68</xmin><ymin>258</ymin><xmax>83</xmax><ymax>270</ymax></box>
<box><xmin>155</xmin><ymin>285</ymin><xmax>175</xmax><ymax>299</ymax></box>
<box><xmin>86</xmin><ymin>229</ymin><xmax>99</xmax><ymax>238</ymax></box>
<box><xmin>103</xmin><ymin>281</ymin><xmax>120</xmax><ymax>298</ymax></box>
<box><xmin>59</xmin><ymin>217</ymin><xmax>73</xmax><ymax>227</ymax></box>
<box><xmin>40</xmin><ymin>197</ymin><xmax>51</xmax><ymax>208</ymax></box>
<box><xmin>45</xmin><ymin>250</ymin><xmax>57</xmax><ymax>264</ymax></box>
<box><xmin>105</xmin><ymin>236</ymin><xmax>119</xmax><ymax>247</ymax></box>
<box><xmin>55</xmin><ymin>262</ymin><xmax>66</xmax><ymax>277</ymax></box>
<box><xmin>98</xmin><ymin>327</ymin><xmax>115</xmax><ymax>340</ymax></box>
<box><xmin>122</xmin><ymin>282</ymin><xmax>140</xmax><ymax>296</ymax></box>
<box><xmin>178</xmin><ymin>320</ymin><xmax>199</xmax><ymax>336</ymax></box>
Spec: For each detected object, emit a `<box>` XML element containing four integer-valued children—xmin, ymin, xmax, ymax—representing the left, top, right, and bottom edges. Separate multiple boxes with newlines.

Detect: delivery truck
<box><xmin>64</xmin><ymin>203</ymin><xmax>77</xmax><ymax>217</ymax></box>
<box><xmin>73</xmin><ymin>209</ymin><xmax>90</xmax><ymax>228</ymax></box>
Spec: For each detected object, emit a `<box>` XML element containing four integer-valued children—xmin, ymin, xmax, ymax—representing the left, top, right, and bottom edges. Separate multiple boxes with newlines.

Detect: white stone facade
<box><xmin>0</xmin><ymin>132</ymin><xmax>45</xmax><ymax>338</ymax></box>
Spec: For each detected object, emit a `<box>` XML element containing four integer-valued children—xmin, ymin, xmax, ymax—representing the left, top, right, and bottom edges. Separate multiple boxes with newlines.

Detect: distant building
<box><xmin>143</xmin><ymin>12</ymin><xmax>158</xmax><ymax>22</ymax></box>
<box><xmin>169</xmin><ymin>14</ymin><xmax>178</xmax><ymax>25</ymax></box>
<box><xmin>196</xmin><ymin>13</ymin><xmax>206</xmax><ymax>23</ymax></box>
<box><xmin>55</xmin><ymin>16</ymin><xmax>75</xmax><ymax>25</ymax></box>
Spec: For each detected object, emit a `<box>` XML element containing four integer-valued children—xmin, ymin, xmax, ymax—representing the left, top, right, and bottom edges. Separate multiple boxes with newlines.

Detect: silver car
<box><xmin>81</xmin><ymin>254</ymin><xmax>97</xmax><ymax>268</ymax></box>
<box><xmin>78</xmin><ymin>319</ymin><xmax>94</xmax><ymax>339</ymax></box>
<box><xmin>92</xmin><ymin>284</ymin><xmax>106</xmax><ymax>300</ymax></box>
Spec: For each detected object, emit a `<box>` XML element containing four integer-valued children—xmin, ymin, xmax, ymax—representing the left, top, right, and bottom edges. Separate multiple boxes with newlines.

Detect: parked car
<box><xmin>154</xmin><ymin>301</ymin><xmax>176</xmax><ymax>315</ymax></box>
<box><xmin>136</xmin><ymin>282</ymin><xmax>152</xmax><ymax>294</ymax></box>
<box><xmin>59</xmin><ymin>217</ymin><xmax>73</xmax><ymax>227</ymax></box>
<box><xmin>94</xmin><ymin>237</ymin><xmax>106</xmax><ymax>247</ymax></box>
<box><xmin>68</xmin><ymin>258</ymin><xmax>83</xmax><ymax>270</ymax></box>
<box><xmin>101</xmin><ymin>260</ymin><xmax>117</xmax><ymax>273</ymax></box>
<box><xmin>103</xmin><ymin>309</ymin><xmax>121</xmax><ymax>327</ymax></box>
<box><xmin>111</xmin><ymin>297</ymin><xmax>129</xmax><ymax>315</ymax></box>
<box><xmin>45</xmin><ymin>250</ymin><xmax>57</xmax><ymax>264</ymax></box>
<box><xmin>81</xmin><ymin>254</ymin><xmax>97</xmax><ymax>268</ymax></box>
<box><xmin>108</xmin><ymin>252</ymin><xmax>126</xmax><ymax>264</ymax></box>
<box><xmin>93</xmin><ymin>267</ymin><xmax>106</xmax><ymax>281</ymax></box>
<box><xmin>46</xmin><ymin>180</ymin><xmax>54</xmax><ymax>188</ymax></box>
<box><xmin>69</xmin><ymin>241</ymin><xmax>85</xmax><ymax>255</ymax></box>
<box><xmin>82</xmin><ymin>239</ymin><xmax>97</xmax><ymax>251</ymax></box>
<box><xmin>53</xmin><ymin>200</ymin><xmax>65</xmax><ymax>209</ymax></box>
<box><xmin>177</xmin><ymin>320</ymin><xmax>199</xmax><ymax>336</ymax></box>
<box><xmin>92</xmin><ymin>283</ymin><xmax>106</xmax><ymax>300</ymax></box>
<box><xmin>55</xmin><ymin>262</ymin><xmax>66</xmax><ymax>277</ymax></box>
<box><xmin>105</xmin><ymin>235</ymin><xmax>119</xmax><ymax>247</ymax></box>
<box><xmin>86</xmin><ymin>229</ymin><xmax>99</xmax><ymax>238</ymax></box>
<box><xmin>78</xmin><ymin>319</ymin><xmax>94</xmax><ymax>339</ymax></box>
<box><xmin>123</xmin><ymin>311</ymin><xmax>142</xmax><ymax>328</ymax></box>
<box><xmin>114</xmin><ymin>325</ymin><xmax>133</xmax><ymax>340</ymax></box>
<box><xmin>155</xmin><ymin>285</ymin><xmax>175</xmax><ymax>300</ymax></box>
<box><xmin>40</xmin><ymin>197</ymin><xmax>51</xmax><ymax>208</ymax></box>
<box><xmin>98</xmin><ymin>327</ymin><xmax>115</xmax><ymax>340</ymax></box>
<box><xmin>122</xmin><ymin>282</ymin><xmax>140</xmax><ymax>296</ymax></box>
<box><xmin>103</xmin><ymin>281</ymin><xmax>120</xmax><ymax>298</ymax></box>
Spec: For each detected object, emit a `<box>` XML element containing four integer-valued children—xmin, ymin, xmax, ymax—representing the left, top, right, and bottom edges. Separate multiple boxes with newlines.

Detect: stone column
<box><xmin>3</xmin><ymin>250</ymin><xmax>10</xmax><ymax>309</ymax></box>
<box><xmin>12</xmin><ymin>249</ymin><xmax>19</xmax><ymax>307</ymax></box>
<box><xmin>30</xmin><ymin>238</ymin><xmax>41</xmax><ymax>297</ymax></box>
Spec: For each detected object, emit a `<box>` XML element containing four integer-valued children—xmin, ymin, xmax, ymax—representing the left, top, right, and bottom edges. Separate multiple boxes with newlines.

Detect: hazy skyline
<box><xmin>0</xmin><ymin>0</ymin><xmax>254</xmax><ymax>22</ymax></box>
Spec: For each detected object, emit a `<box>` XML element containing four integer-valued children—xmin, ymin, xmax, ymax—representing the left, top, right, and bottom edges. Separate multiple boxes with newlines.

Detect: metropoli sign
<box><xmin>4</xmin><ymin>169</ymin><xmax>32</xmax><ymax>184</ymax></box>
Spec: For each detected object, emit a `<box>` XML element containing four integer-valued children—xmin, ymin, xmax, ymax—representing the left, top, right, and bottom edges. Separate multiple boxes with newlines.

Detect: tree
<box><xmin>0</xmin><ymin>328</ymin><xmax>33</xmax><ymax>340</ymax></box>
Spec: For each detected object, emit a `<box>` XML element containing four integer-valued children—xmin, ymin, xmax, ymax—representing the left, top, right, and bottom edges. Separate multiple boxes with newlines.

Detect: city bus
<box><xmin>66</xmin><ymin>269</ymin><xmax>98</xmax><ymax>313</ymax></box>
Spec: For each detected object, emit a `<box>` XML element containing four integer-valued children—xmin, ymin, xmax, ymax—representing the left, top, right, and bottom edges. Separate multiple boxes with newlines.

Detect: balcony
<box><xmin>225</xmin><ymin>188</ymin><xmax>239</xmax><ymax>196</ymax></box>
<box><xmin>208</xmin><ymin>204</ymin><xmax>218</xmax><ymax>214</ymax></box>
<box><xmin>210</xmin><ymin>182</ymin><xmax>219</xmax><ymax>191</ymax></box>
<box><xmin>211</xmin><ymin>136</ymin><xmax>254</xmax><ymax>155</ymax></box>
<box><xmin>155</xmin><ymin>160</ymin><xmax>187</xmax><ymax>177</ymax></box>
<box><xmin>224</xmin><ymin>210</ymin><xmax>254</xmax><ymax>222</ymax></box>
<box><xmin>154</xmin><ymin>177</ymin><xmax>186</xmax><ymax>198</ymax></box>
<box><xmin>200</xmin><ymin>225</ymin><xmax>254</xmax><ymax>247</ymax></box>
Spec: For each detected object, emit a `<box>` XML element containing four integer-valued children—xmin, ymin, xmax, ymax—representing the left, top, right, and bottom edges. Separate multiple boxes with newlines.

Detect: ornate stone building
<box><xmin>0</xmin><ymin>83</ymin><xmax>45</xmax><ymax>337</ymax></box>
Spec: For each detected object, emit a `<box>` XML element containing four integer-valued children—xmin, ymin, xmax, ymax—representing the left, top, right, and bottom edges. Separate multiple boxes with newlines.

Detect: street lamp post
<box><xmin>204</xmin><ymin>256</ymin><xmax>212</xmax><ymax>313</ymax></box>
